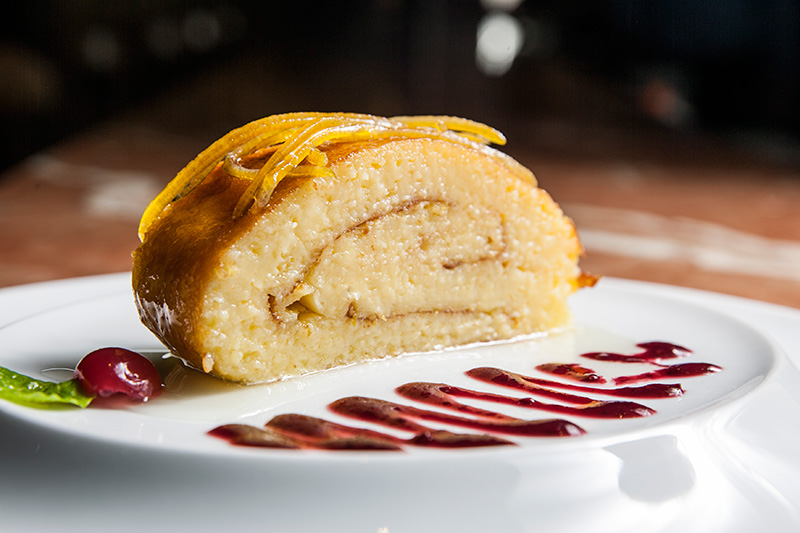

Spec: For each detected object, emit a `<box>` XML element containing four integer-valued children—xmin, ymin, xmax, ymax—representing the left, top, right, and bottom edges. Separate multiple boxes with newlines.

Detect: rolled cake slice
<box><xmin>133</xmin><ymin>113</ymin><xmax>594</xmax><ymax>384</ymax></box>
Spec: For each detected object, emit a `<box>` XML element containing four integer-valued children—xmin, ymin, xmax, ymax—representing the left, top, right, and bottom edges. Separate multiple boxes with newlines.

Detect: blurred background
<box><xmin>2</xmin><ymin>0</ymin><xmax>799</xmax><ymax>171</ymax></box>
<box><xmin>1</xmin><ymin>0</ymin><xmax>799</xmax><ymax>305</ymax></box>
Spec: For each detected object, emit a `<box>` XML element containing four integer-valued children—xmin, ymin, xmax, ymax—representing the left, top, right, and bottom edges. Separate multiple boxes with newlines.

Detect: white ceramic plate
<box><xmin>1</xmin><ymin>274</ymin><xmax>799</xmax><ymax>532</ymax></box>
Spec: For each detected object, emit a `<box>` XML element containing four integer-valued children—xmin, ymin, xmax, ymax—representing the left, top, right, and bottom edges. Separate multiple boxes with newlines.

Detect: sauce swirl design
<box><xmin>209</xmin><ymin>341</ymin><xmax>721</xmax><ymax>451</ymax></box>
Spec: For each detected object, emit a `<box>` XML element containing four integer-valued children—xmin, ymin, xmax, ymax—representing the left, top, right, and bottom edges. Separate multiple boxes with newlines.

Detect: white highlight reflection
<box><xmin>476</xmin><ymin>12</ymin><xmax>524</xmax><ymax>76</ymax></box>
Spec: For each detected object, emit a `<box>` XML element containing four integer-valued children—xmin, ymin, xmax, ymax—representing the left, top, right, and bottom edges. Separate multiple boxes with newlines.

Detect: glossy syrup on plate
<box><xmin>209</xmin><ymin>342</ymin><xmax>722</xmax><ymax>451</ymax></box>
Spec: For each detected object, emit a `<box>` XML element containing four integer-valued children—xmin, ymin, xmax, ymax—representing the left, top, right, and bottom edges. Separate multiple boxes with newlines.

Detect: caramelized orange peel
<box><xmin>138</xmin><ymin>112</ymin><xmax>530</xmax><ymax>240</ymax></box>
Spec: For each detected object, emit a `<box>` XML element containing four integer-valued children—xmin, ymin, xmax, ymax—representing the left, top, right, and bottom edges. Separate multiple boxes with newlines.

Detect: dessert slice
<box><xmin>133</xmin><ymin>113</ymin><xmax>593</xmax><ymax>383</ymax></box>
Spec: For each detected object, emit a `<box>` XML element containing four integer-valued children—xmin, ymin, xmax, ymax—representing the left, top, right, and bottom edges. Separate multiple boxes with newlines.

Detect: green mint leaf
<box><xmin>0</xmin><ymin>365</ymin><xmax>94</xmax><ymax>408</ymax></box>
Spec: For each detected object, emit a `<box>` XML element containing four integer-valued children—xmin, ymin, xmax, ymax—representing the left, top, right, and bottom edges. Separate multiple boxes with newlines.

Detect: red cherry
<box><xmin>74</xmin><ymin>347</ymin><xmax>162</xmax><ymax>402</ymax></box>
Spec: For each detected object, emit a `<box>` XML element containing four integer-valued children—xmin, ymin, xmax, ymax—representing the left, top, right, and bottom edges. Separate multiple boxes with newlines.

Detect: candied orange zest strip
<box><xmin>391</xmin><ymin>115</ymin><xmax>506</xmax><ymax>145</ymax></box>
<box><xmin>305</xmin><ymin>148</ymin><xmax>328</xmax><ymax>166</ymax></box>
<box><xmin>288</xmin><ymin>165</ymin><xmax>336</xmax><ymax>179</ymax></box>
<box><xmin>139</xmin><ymin>113</ymin><xmax>521</xmax><ymax>240</ymax></box>
<box><xmin>233</xmin><ymin>117</ymin><xmax>369</xmax><ymax>217</ymax></box>
<box><xmin>222</xmin><ymin>131</ymin><xmax>293</xmax><ymax>181</ymax></box>
<box><xmin>138</xmin><ymin>113</ymin><xmax>327</xmax><ymax>239</ymax></box>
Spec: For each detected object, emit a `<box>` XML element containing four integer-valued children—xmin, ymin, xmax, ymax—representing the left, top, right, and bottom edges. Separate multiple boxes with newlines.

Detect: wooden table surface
<box><xmin>2</xmin><ymin>63</ymin><xmax>799</xmax><ymax>310</ymax></box>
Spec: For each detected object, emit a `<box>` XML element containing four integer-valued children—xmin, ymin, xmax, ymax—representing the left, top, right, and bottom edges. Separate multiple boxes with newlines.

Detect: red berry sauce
<box><xmin>209</xmin><ymin>341</ymin><xmax>721</xmax><ymax>451</ymax></box>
